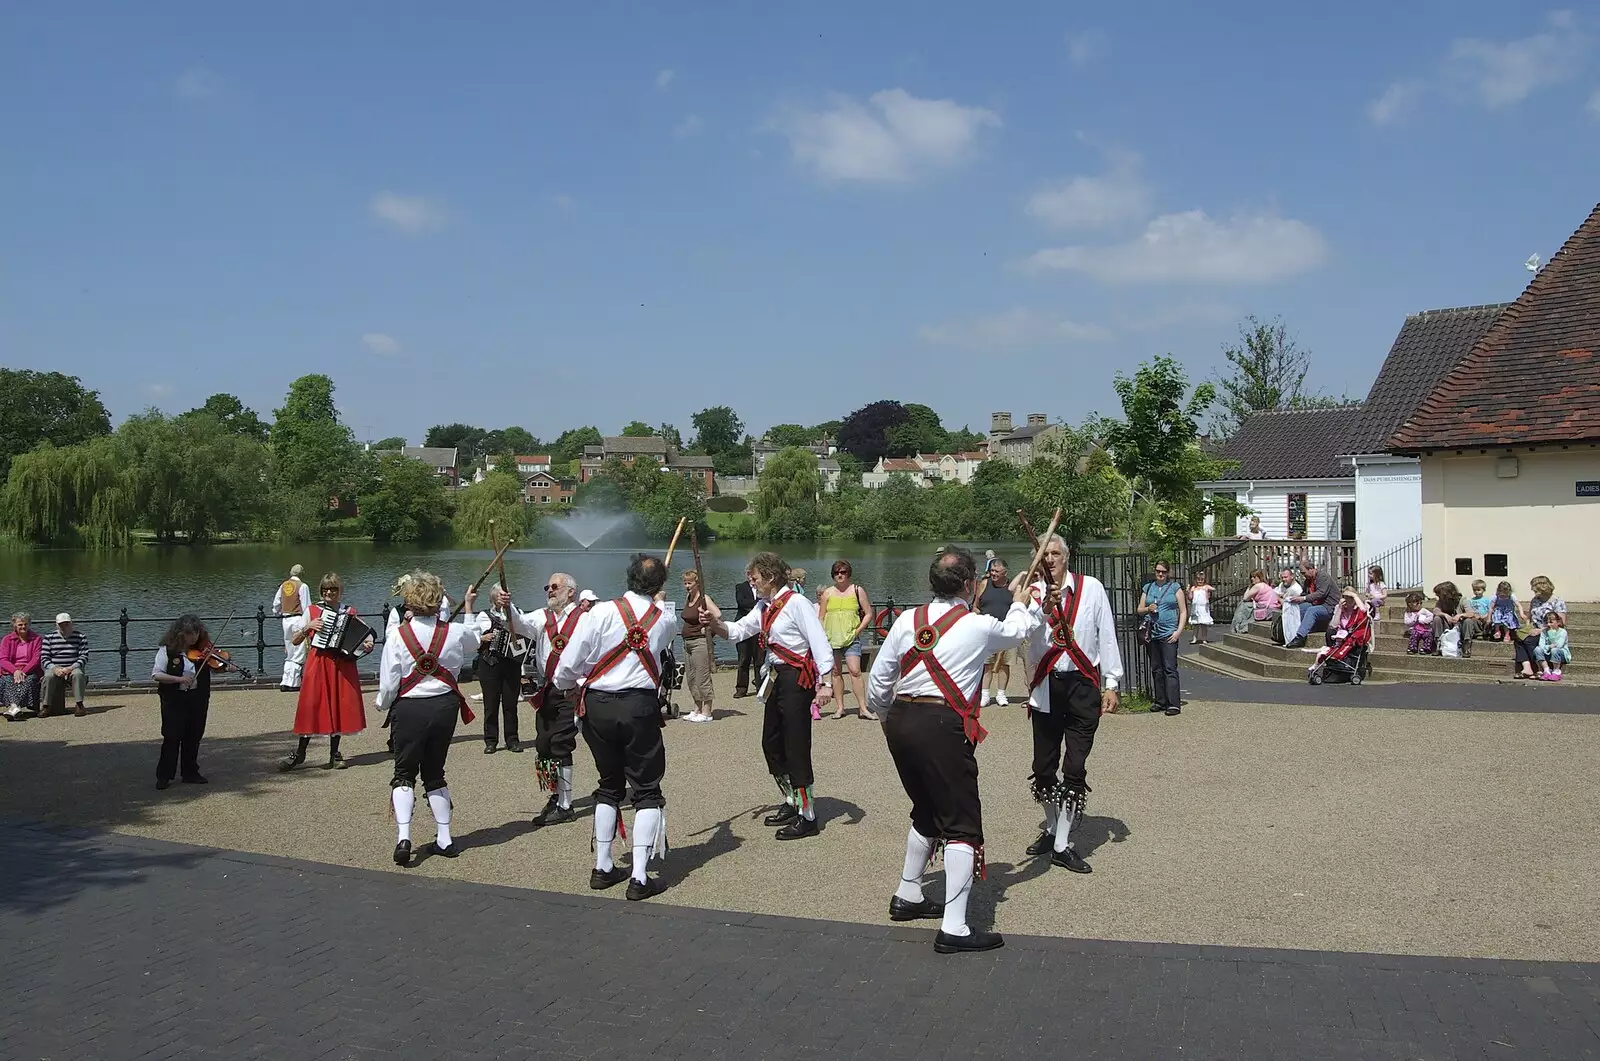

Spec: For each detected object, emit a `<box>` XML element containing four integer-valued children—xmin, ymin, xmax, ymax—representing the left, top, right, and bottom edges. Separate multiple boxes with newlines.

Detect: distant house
<box><xmin>861</xmin><ymin>451</ymin><xmax>988</xmax><ymax>489</ymax></box>
<box><xmin>523</xmin><ymin>471</ymin><xmax>575</xmax><ymax>506</ymax></box>
<box><xmin>752</xmin><ymin>435</ymin><xmax>835</xmax><ymax>475</ymax></box>
<box><xmin>374</xmin><ymin>446</ymin><xmax>460</xmax><ymax>488</ymax></box>
<box><xmin>578</xmin><ymin>436</ymin><xmax>715</xmax><ymax>495</ymax></box>
<box><xmin>987</xmin><ymin>412</ymin><xmax>1061</xmax><ymax>465</ymax></box>
<box><xmin>513</xmin><ymin>454</ymin><xmax>552</xmax><ymax>476</ymax></box>
<box><xmin>1389</xmin><ymin>202</ymin><xmax>1600</xmax><ymax>600</ymax></box>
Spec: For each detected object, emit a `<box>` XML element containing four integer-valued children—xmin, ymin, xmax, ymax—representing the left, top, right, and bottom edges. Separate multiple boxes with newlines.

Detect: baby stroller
<box><xmin>1308</xmin><ymin>604</ymin><xmax>1372</xmax><ymax>685</ymax></box>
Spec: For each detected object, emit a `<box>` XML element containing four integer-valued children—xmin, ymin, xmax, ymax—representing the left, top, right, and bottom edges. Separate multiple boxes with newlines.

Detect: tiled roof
<box><xmin>1342</xmin><ymin>304</ymin><xmax>1507</xmax><ymax>456</ymax></box>
<box><xmin>602</xmin><ymin>436</ymin><xmax>668</xmax><ymax>454</ymax></box>
<box><xmin>375</xmin><ymin>446</ymin><xmax>458</xmax><ymax>467</ymax></box>
<box><xmin>1001</xmin><ymin>423</ymin><xmax>1057</xmax><ymax>441</ymax></box>
<box><xmin>514</xmin><ymin>454</ymin><xmax>552</xmax><ymax>464</ymax></box>
<box><xmin>667</xmin><ymin>454</ymin><xmax>715</xmax><ymax>468</ymax></box>
<box><xmin>1392</xmin><ymin>203</ymin><xmax>1600</xmax><ymax>451</ymax></box>
<box><xmin>1214</xmin><ymin>407</ymin><xmax>1361</xmax><ymax>480</ymax></box>
<box><xmin>880</xmin><ymin>459</ymin><xmax>923</xmax><ymax>472</ymax></box>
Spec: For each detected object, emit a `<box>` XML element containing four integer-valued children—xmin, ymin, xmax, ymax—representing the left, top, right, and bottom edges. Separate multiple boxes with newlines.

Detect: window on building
<box><xmin>1484</xmin><ymin>554</ymin><xmax>1508</xmax><ymax>577</ymax></box>
<box><xmin>1287</xmin><ymin>494</ymin><xmax>1308</xmax><ymax>538</ymax></box>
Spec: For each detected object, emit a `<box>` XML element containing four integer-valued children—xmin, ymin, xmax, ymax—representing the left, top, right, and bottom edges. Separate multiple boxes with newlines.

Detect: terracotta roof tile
<box><xmin>1391</xmin><ymin>203</ymin><xmax>1600</xmax><ymax>450</ymax></box>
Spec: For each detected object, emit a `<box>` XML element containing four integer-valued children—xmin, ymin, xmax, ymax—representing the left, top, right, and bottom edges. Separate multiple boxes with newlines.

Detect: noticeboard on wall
<box><xmin>1579</xmin><ymin>481</ymin><xmax>1600</xmax><ymax>498</ymax></box>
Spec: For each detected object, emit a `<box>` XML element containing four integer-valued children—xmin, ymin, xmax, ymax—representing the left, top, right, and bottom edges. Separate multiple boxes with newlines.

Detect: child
<box><xmin>1466</xmin><ymin>580</ymin><xmax>1491</xmax><ymax>635</ymax></box>
<box><xmin>1310</xmin><ymin>589</ymin><xmax>1369</xmax><ymax>672</ymax></box>
<box><xmin>1365</xmin><ymin>566</ymin><xmax>1387</xmax><ymax>612</ymax></box>
<box><xmin>1534</xmin><ymin>612</ymin><xmax>1571</xmax><ymax>681</ymax></box>
<box><xmin>1189</xmin><ymin>571</ymin><xmax>1214</xmax><ymax>644</ymax></box>
<box><xmin>1404</xmin><ymin>591</ymin><xmax>1435</xmax><ymax>654</ymax></box>
<box><xmin>1489</xmin><ymin>581</ymin><xmax>1520</xmax><ymax>642</ymax></box>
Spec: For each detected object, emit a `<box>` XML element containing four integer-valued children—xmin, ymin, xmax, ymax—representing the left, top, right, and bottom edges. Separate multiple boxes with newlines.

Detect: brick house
<box><xmin>522</xmin><ymin>471</ymin><xmax>575</xmax><ymax>506</ymax></box>
<box><xmin>578</xmin><ymin>436</ymin><xmax>715</xmax><ymax>495</ymax></box>
<box><xmin>373</xmin><ymin>446</ymin><xmax>460</xmax><ymax>488</ymax></box>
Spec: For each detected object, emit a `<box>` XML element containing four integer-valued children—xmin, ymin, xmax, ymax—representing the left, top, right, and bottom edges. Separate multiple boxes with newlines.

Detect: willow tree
<box><xmin>0</xmin><ymin>436</ymin><xmax>137</xmax><ymax>547</ymax></box>
<box><xmin>448</xmin><ymin>468</ymin><xmax>521</xmax><ymax>546</ymax></box>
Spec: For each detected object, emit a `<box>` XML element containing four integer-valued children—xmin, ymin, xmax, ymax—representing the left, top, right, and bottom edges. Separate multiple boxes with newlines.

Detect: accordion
<box><xmin>310</xmin><ymin>609</ymin><xmax>375</xmax><ymax>659</ymax></box>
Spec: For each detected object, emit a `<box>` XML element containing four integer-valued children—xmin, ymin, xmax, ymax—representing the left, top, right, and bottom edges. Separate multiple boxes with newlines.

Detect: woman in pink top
<box><xmin>1</xmin><ymin>612</ymin><xmax>45</xmax><ymax>719</ymax></box>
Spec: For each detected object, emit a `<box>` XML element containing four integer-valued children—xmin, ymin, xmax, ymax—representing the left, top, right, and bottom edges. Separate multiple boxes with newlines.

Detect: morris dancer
<box><xmin>712</xmin><ymin>551</ymin><xmax>834</xmax><ymax>841</ymax></box>
<box><xmin>377</xmin><ymin>572</ymin><xmax>480</xmax><ymax>867</ymax></box>
<box><xmin>491</xmin><ymin>573</ymin><xmax>590</xmax><ymax>827</ymax></box>
<box><xmin>866</xmin><ymin>547</ymin><xmax>1037</xmax><ymax>953</ymax></box>
<box><xmin>280</xmin><ymin>573</ymin><xmax>373</xmax><ymax>771</ymax></box>
<box><xmin>1022</xmin><ymin>535</ymin><xmax>1122</xmax><ymax>873</ymax></box>
<box><xmin>272</xmin><ymin>564</ymin><xmax>312</xmax><ymax>692</ymax></box>
<box><xmin>553</xmin><ymin>554</ymin><xmax>678</xmax><ymax>900</ymax></box>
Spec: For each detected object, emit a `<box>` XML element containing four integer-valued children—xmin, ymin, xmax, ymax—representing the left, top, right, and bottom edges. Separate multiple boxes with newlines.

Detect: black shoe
<box><xmin>763</xmin><ymin>804</ymin><xmax>798</xmax><ymax>827</ymax></box>
<box><xmin>155</xmin><ymin>778</ymin><xmax>171</xmax><ymax>790</ymax></box>
<box><xmin>934</xmin><ymin>929</ymin><xmax>1005</xmax><ymax>954</ymax></box>
<box><xmin>733</xmin><ymin>689</ymin><xmax>749</xmax><ymax>699</ymax></box>
<box><xmin>1164</xmin><ymin>705</ymin><xmax>1181</xmax><ymax>716</ymax></box>
<box><xmin>483</xmin><ymin>743</ymin><xmax>497</xmax><ymax>754</ymax></box>
<box><xmin>393</xmin><ymin>840</ymin><xmax>412</xmax><ymax>867</ymax></box>
<box><xmin>278</xmin><ymin>685</ymin><xmax>292</xmax><ymax>692</ymax></box>
<box><xmin>889</xmin><ymin>895</ymin><xmax>944</xmax><ymax>922</ymax></box>
<box><xmin>1286</xmin><ymin>637</ymin><xmax>1307</xmax><ymax>649</ymax></box>
<box><xmin>775</xmin><ymin>816</ymin><xmax>819</xmax><ymax>841</ymax></box>
<box><xmin>426</xmin><ymin>840</ymin><xmax>459</xmax><ymax>859</ymax></box>
<box><xmin>326</xmin><ymin>754</ymin><xmax>347</xmax><ymax>770</ymax></box>
<box><xmin>506</xmin><ymin>739</ymin><xmax>523</xmax><ymax>753</ymax></box>
<box><xmin>532</xmin><ymin>798</ymin><xmax>576</xmax><ymax>828</ymax></box>
<box><xmin>1025</xmin><ymin>830</ymin><xmax>1055</xmax><ymax>857</ymax></box>
<box><xmin>590</xmin><ymin>866</ymin><xmax>629</xmax><ymax>890</ymax></box>
<box><xmin>181</xmin><ymin>774</ymin><xmax>208</xmax><ymax>784</ymax></box>
<box><xmin>1051</xmin><ymin>847</ymin><xmax>1092</xmax><ymax>873</ymax></box>
<box><xmin>278</xmin><ymin>751</ymin><xmax>304</xmax><ymax>772</ymax></box>
<box><xmin>625</xmin><ymin>877</ymin><xmax>660</xmax><ymax>901</ymax></box>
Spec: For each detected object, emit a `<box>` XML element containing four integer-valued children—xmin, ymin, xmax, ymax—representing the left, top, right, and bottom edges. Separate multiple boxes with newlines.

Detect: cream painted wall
<box><xmin>1420</xmin><ymin>448</ymin><xmax>1600</xmax><ymax>600</ymax></box>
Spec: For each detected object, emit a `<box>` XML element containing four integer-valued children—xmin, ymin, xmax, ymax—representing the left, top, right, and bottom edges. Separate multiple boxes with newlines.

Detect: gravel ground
<box><xmin>3</xmin><ymin>667</ymin><xmax>1597</xmax><ymax>962</ymax></box>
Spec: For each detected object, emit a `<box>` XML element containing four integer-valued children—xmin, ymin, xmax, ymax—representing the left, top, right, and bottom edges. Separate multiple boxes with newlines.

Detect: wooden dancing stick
<box><xmin>1016</xmin><ymin>507</ymin><xmax>1064</xmax><ymax>587</ymax></box>
<box><xmin>662</xmin><ymin>516</ymin><xmax>689</xmax><ymax>569</ymax></box>
<box><xmin>488</xmin><ymin>519</ymin><xmax>511</xmax><ymax>594</ymax></box>
<box><xmin>448</xmin><ymin>537</ymin><xmax>518</xmax><ymax>622</ymax></box>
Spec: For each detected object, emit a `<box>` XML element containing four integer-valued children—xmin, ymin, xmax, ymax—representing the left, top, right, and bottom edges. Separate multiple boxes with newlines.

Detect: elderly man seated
<box><xmin>1285</xmin><ymin>561</ymin><xmax>1340</xmax><ymax>649</ymax></box>
<box><xmin>41</xmin><ymin>612</ymin><xmax>89</xmax><ymax>717</ymax></box>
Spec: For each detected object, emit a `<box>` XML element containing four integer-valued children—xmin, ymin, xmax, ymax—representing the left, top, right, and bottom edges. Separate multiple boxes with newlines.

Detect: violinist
<box><xmin>151</xmin><ymin>615</ymin><xmax>213</xmax><ymax>790</ymax></box>
<box><xmin>280</xmin><ymin>573</ymin><xmax>373</xmax><ymax>772</ymax></box>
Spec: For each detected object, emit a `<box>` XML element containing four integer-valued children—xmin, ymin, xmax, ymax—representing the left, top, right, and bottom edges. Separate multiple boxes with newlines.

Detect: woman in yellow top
<box><xmin>817</xmin><ymin>560</ymin><xmax>874</xmax><ymax>720</ymax></box>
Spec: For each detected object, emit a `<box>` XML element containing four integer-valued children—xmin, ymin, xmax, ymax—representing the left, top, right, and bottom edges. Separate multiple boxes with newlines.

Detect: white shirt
<box><xmin>1022</xmin><ymin>575</ymin><xmax>1125</xmax><ymax>706</ymax></box>
<box><xmin>507</xmin><ymin>600</ymin><xmax>583</xmax><ymax>674</ymax></box>
<box><xmin>151</xmin><ymin>647</ymin><xmax>197</xmax><ymax>680</ymax></box>
<box><xmin>375</xmin><ymin>614</ymin><xmax>481</xmax><ymax>710</ymax></box>
<box><xmin>866</xmin><ymin>598</ymin><xmax>1037</xmax><ymax>712</ymax></box>
<box><xmin>271</xmin><ymin>578</ymin><xmax>312</xmax><ymax>618</ymax></box>
<box><xmin>722</xmin><ymin>587</ymin><xmax>835</xmax><ymax>678</ymax></box>
<box><xmin>553</xmin><ymin>592</ymin><xmax>680</xmax><ymax>693</ymax></box>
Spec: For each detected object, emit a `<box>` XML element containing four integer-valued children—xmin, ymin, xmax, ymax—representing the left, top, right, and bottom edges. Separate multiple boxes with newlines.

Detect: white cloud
<box><xmin>918</xmin><ymin>307</ymin><xmax>1113</xmax><ymax>350</ymax></box>
<box><xmin>369</xmin><ymin>192</ymin><xmax>447</xmax><ymax>233</ymax></box>
<box><xmin>1027</xmin><ymin>149</ymin><xmax>1152</xmax><ymax>230</ymax></box>
<box><xmin>175</xmin><ymin>67</ymin><xmax>220</xmax><ymax>103</ymax></box>
<box><xmin>362</xmin><ymin>333</ymin><xmax>401</xmax><ymax>355</ymax></box>
<box><xmin>1588</xmin><ymin>88</ymin><xmax>1600</xmax><ymax>115</ymax></box>
<box><xmin>1064</xmin><ymin>31</ymin><xmax>1106</xmax><ymax>67</ymax></box>
<box><xmin>771</xmin><ymin>88</ymin><xmax>1000</xmax><ymax>183</ymax></box>
<box><xmin>1367</xmin><ymin>81</ymin><xmax>1420</xmax><ymax>126</ymax></box>
<box><xmin>1026</xmin><ymin>210</ymin><xmax>1329</xmax><ymax>284</ymax></box>
<box><xmin>674</xmin><ymin>113</ymin><xmax>705</xmax><ymax>138</ymax></box>
<box><xmin>656</xmin><ymin>68</ymin><xmax>676</xmax><ymax>90</ymax></box>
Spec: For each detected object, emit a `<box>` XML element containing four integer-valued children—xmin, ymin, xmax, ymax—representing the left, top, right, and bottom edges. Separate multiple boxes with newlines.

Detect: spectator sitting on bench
<box><xmin>41</xmin><ymin>612</ymin><xmax>89</xmax><ymax>717</ymax></box>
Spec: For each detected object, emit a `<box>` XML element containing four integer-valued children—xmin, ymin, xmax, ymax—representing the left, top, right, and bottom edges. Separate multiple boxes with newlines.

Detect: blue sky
<box><xmin>4</xmin><ymin>3</ymin><xmax>1598</xmax><ymax>446</ymax></box>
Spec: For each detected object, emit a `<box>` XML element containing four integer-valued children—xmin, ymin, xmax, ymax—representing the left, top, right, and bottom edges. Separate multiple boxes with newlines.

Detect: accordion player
<box><xmin>310</xmin><ymin>608</ymin><xmax>376</xmax><ymax>660</ymax></box>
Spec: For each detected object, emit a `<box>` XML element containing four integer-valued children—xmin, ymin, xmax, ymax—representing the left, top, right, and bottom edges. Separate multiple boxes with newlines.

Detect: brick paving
<box><xmin>2</xmin><ymin>821</ymin><xmax>1597</xmax><ymax>1061</ymax></box>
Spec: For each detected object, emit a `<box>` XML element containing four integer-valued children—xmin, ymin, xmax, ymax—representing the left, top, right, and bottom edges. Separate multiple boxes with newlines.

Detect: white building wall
<box><xmin>1351</xmin><ymin>456</ymin><xmax>1422</xmax><ymax>565</ymax></box>
<box><xmin>1201</xmin><ymin>479</ymin><xmax>1356</xmax><ymax>539</ymax></box>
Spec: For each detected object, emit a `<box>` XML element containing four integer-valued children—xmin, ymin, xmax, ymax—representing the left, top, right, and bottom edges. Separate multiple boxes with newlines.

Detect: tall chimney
<box><xmin>990</xmin><ymin>411</ymin><xmax>1013</xmax><ymax>435</ymax></box>
<box><xmin>1027</xmin><ymin>413</ymin><xmax>1047</xmax><ymax>427</ymax></box>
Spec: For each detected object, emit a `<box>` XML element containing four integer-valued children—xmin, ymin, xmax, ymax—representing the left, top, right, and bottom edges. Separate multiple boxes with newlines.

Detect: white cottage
<box><xmin>1198</xmin><ymin>407</ymin><xmax>1359</xmax><ymax>541</ymax></box>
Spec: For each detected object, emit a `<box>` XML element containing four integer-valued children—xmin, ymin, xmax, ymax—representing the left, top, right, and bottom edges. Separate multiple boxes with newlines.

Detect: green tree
<box><xmin>858</xmin><ymin>475</ymin><xmax>935</xmax><ymax>539</ymax></box>
<box><xmin>946</xmin><ymin>426</ymin><xmax>987</xmax><ymax>452</ymax></box>
<box><xmin>497</xmin><ymin>426</ymin><xmax>541</xmax><ymax>455</ymax></box>
<box><xmin>1017</xmin><ymin>429</ymin><xmax>1130</xmax><ymax>549</ymax></box>
<box><xmin>185</xmin><ymin>394</ymin><xmax>269</xmax><ymax>442</ymax></box>
<box><xmin>659</xmin><ymin>423</ymin><xmax>683</xmax><ymax>451</ymax></box>
<box><xmin>764</xmin><ymin>424</ymin><xmax>816</xmax><ymax>449</ymax></box>
<box><xmin>373</xmin><ymin>436</ymin><xmax>407</xmax><ymax>450</ymax></box>
<box><xmin>1104</xmin><ymin>357</ymin><xmax>1222</xmax><ymax>556</ymax></box>
<box><xmin>756</xmin><ymin>447</ymin><xmax>822</xmax><ymax>539</ymax></box>
<box><xmin>713</xmin><ymin>437</ymin><xmax>753</xmax><ymax>477</ymax></box>
<box><xmin>0</xmin><ymin>369</ymin><xmax>112</xmax><ymax>482</ymax></box>
<box><xmin>837</xmin><ymin>400</ymin><xmax>909</xmax><ymax>463</ymax></box>
<box><xmin>690</xmin><ymin>406</ymin><xmax>744</xmax><ymax>455</ymax></box>
<box><xmin>959</xmin><ymin>458</ymin><xmax>1026</xmax><ymax>539</ymax></box>
<box><xmin>1209</xmin><ymin>316</ymin><xmax>1350</xmax><ymax>439</ymax></box>
<box><xmin>357</xmin><ymin>454</ymin><xmax>451</xmax><ymax>543</ymax></box>
<box><xmin>271</xmin><ymin>375</ymin><xmax>360</xmax><ymax>505</ymax></box>
<box><xmin>885</xmin><ymin>402</ymin><xmax>948</xmax><ymax>456</ymax></box>
<box><xmin>424</xmin><ymin>423</ymin><xmax>485</xmax><ymax>465</ymax></box>
<box><xmin>551</xmin><ymin>426</ymin><xmax>603</xmax><ymax>466</ymax></box>
<box><xmin>447</xmin><ymin>468</ymin><xmax>522</xmax><ymax>546</ymax></box>
<box><xmin>620</xmin><ymin>421</ymin><xmax>656</xmax><ymax>437</ymax></box>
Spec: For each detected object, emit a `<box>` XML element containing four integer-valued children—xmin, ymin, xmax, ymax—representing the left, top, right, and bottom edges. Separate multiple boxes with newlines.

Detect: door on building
<box><xmin>1339</xmin><ymin>501</ymin><xmax>1356</xmax><ymax>541</ymax></box>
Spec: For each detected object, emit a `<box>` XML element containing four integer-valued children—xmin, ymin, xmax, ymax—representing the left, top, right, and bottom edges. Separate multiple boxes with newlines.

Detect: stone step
<box><xmin>1205</xmin><ymin>632</ymin><xmax>1598</xmax><ymax>685</ymax></box>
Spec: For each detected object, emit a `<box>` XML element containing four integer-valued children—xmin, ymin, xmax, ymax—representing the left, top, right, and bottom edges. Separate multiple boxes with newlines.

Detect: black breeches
<box><xmin>1029</xmin><ymin>671</ymin><xmax>1101</xmax><ymax>795</ymax></box>
<box><xmin>883</xmin><ymin>699</ymin><xmax>983</xmax><ymax>847</ymax></box>
<box><xmin>477</xmin><ymin>655</ymin><xmax>522</xmax><ymax>744</ymax></box>
<box><xmin>761</xmin><ymin>664</ymin><xmax>814</xmax><ymax>789</ymax></box>
<box><xmin>535</xmin><ymin>687</ymin><xmax>579</xmax><ymax>766</ymax></box>
<box><xmin>736</xmin><ymin>637</ymin><xmax>760</xmax><ymax>691</ymax></box>
<box><xmin>157</xmin><ymin>692</ymin><xmax>208</xmax><ymax>781</ymax></box>
<box><xmin>581</xmin><ymin>688</ymin><xmax>666</xmax><ymax>810</ymax></box>
<box><xmin>390</xmin><ymin>693</ymin><xmax>459</xmax><ymax>793</ymax></box>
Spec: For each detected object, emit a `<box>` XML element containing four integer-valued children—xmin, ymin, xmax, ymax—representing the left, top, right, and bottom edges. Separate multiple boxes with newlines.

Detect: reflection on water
<box><xmin>0</xmin><ymin>540</ymin><xmax>1018</xmax><ymax>682</ymax></box>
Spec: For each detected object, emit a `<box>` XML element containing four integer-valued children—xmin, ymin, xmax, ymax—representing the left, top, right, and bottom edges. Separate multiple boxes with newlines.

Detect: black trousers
<box><xmin>477</xmin><ymin>654</ymin><xmax>522</xmax><ymax>746</ymax></box>
<box><xmin>736</xmin><ymin>637</ymin><xmax>760</xmax><ymax>693</ymax></box>
<box><xmin>156</xmin><ymin>691</ymin><xmax>209</xmax><ymax>782</ymax></box>
<box><xmin>762</xmin><ymin>664</ymin><xmax>815</xmax><ymax>790</ymax></box>
<box><xmin>1514</xmin><ymin>634</ymin><xmax>1539</xmax><ymax>671</ymax></box>
<box><xmin>883</xmin><ymin>699</ymin><xmax>983</xmax><ymax>847</ymax></box>
<box><xmin>535</xmin><ymin>686</ymin><xmax>579</xmax><ymax>766</ymax></box>
<box><xmin>1029</xmin><ymin>671</ymin><xmax>1101</xmax><ymax>797</ymax></box>
<box><xmin>581</xmin><ymin>688</ymin><xmax>666</xmax><ymax>810</ymax></box>
<box><xmin>390</xmin><ymin>692</ymin><xmax>459</xmax><ymax>793</ymax></box>
<box><xmin>1148</xmin><ymin>638</ymin><xmax>1181</xmax><ymax>709</ymax></box>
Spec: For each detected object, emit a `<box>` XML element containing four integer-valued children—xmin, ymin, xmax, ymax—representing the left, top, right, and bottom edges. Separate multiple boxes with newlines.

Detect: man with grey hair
<box><xmin>494</xmin><ymin>573</ymin><xmax>589</xmax><ymax>827</ymax></box>
<box><xmin>41</xmin><ymin>613</ymin><xmax>89</xmax><ymax>717</ymax></box>
<box><xmin>272</xmin><ymin>564</ymin><xmax>312</xmax><ymax>692</ymax></box>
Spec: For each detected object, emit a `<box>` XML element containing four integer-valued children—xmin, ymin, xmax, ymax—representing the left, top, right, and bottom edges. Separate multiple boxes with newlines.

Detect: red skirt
<box><xmin>292</xmin><ymin>647</ymin><xmax>367</xmax><ymax>735</ymax></box>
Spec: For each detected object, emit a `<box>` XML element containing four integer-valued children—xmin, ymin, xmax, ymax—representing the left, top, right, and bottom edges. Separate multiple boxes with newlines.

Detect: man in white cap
<box><xmin>40</xmin><ymin>612</ymin><xmax>90</xmax><ymax>717</ymax></box>
<box><xmin>272</xmin><ymin>565</ymin><xmax>312</xmax><ymax>692</ymax></box>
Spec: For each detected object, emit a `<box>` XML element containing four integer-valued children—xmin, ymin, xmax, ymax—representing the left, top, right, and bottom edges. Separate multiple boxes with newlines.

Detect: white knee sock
<box><xmin>427</xmin><ymin>787</ymin><xmax>453</xmax><ymax>848</ymax></box>
<box><xmin>632</xmin><ymin>808</ymin><xmax>663</xmax><ymax>883</ymax></box>
<box><xmin>557</xmin><ymin>765</ymin><xmax>573</xmax><ymax>809</ymax></box>
<box><xmin>941</xmin><ymin>843</ymin><xmax>976</xmax><ymax>937</ymax></box>
<box><xmin>1053</xmin><ymin>797</ymin><xmax>1075</xmax><ymax>853</ymax></box>
<box><xmin>895</xmin><ymin>828</ymin><xmax>934</xmax><ymax>902</ymax></box>
<box><xmin>392</xmin><ymin>787</ymin><xmax>414</xmax><ymax>843</ymax></box>
<box><xmin>1042</xmin><ymin>802</ymin><xmax>1059</xmax><ymax>836</ymax></box>
<box><xmin>594</xmin><ymin>803</ymin><xmax>618</xmax><ymax>872</ymax></box>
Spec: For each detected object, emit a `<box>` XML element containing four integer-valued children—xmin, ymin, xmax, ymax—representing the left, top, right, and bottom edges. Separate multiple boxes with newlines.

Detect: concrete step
<box><xmin>1207</xmin><ymin>631</ymin><xmax>1599</xmax><ymax>685</ymax></box>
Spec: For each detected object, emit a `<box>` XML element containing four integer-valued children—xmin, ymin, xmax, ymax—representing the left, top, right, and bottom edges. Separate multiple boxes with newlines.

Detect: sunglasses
<box><xmin>544</xmin><ymin>583</ymin><xmax>563</xmax><ymax>593</ymax></box>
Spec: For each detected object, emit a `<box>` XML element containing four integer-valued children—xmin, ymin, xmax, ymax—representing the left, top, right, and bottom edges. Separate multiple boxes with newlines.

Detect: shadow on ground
<box><xmin>0</xmin><ymin>823</ymin><xmax>214</xmax><ymax>916</ymax></box>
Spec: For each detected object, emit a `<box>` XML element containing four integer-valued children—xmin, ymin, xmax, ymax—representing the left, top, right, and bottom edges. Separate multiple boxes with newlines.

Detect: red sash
<box><xmin>898</xmin><ymin>603</ymin><xmax>987</xmax><ymax>744</ymax></box>
<box><xmin>575</xmin><ymin>597</ymin><xmax>662</xmax><ymax>717</ymax></box>
<box><xmin>396</xmin><ymin>619</ymin><xmax>475</xmax><ymax>724</ymax></box>
<box><xmin>532</xmin><ymin>603</ymin><xmax>588</xmax><ymax>708</ymax></box>
<box><xmin>761</xmin><ymin>591</ymin><xmax>818</xmax><ymax>689</ymax></box>
<box><xmin>1028</xmin><ymin>577</ymin><xmax>1100</xmax><ymax>691</ymax></box>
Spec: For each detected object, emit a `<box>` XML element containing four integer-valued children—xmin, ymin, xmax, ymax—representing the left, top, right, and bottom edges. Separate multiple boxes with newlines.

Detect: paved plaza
<box><xmin>2</xmin><ymin>669</ymin><xmax>1599</xmax><ymax>1058</ymax></box>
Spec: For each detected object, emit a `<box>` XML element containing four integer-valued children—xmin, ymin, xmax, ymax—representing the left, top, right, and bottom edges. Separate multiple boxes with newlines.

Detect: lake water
<box><xmin>0</xmin><ymin>540</ymin><xmax>1024</xmax><ymax>683</ymax></box>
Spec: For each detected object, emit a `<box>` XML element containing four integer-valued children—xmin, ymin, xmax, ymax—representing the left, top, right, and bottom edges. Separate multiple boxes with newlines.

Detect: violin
<box><xmin>187</xmin><ymin>638</ymin><xmax>256</xmax><ymax>680</ymax></box>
